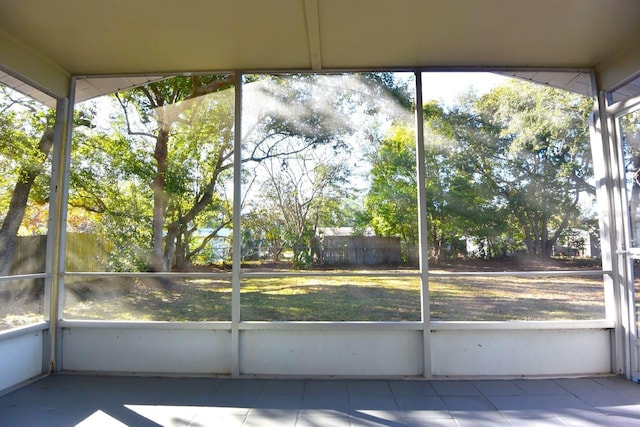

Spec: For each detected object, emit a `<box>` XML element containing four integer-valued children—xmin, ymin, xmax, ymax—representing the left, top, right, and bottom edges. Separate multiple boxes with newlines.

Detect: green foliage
<box><xmin>0</xmin><ymin>87</ymin><xmax>54</xmax><ymax>230</ymax></box>
<box><xmin>365</xmin><ymin>80</ymin><xmax>594</xmax><ymax>260</ymax></box>
<box><xmin>68</xmin><ymin>74</ymin><xmax>594</xmax><ymax>271</ymax></box>
<box><xmin>241</xmin><ymin>73</ymin><xmax>412</xmax><ymax>267</ymax></box>
<box><xmin>366</xmin><ymin>125</ymin><xmax>418</xmax><ymax>245</ymax></box>
<box><xmin>69</xmin><ymin>75</ymin><xmax>237</xmax><ymax>271</ymax></box>
<box><xmin>471</xmin><ymin>81</ymin><xmax>594</xmax><ymax>256</ymax></box>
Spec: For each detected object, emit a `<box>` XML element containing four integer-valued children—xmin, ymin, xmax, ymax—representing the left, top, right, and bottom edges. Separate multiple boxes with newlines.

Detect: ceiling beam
<box><xmin>596</xmin><ymin>31</ymin><xmax>640</xmax><ymax>92</ymax></box>
<box><xmin>0</xmin><ymin>28</ymin><xmax>69</xmax><ymax>99</ymax></box>
<box><xmin>304</xmin><ymin>0</ymin><xmax>322</xmax><ymax>70</ymax></box>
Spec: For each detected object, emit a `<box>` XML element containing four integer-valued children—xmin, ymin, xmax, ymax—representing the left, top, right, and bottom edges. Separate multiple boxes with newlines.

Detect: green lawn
<box><xmin>0</xmin><ymin>266</ymin><xmax>607</xmax><ymax>330</ymax></box>
<box><xmin>59</xmin><ymin>273</ymin><xmax>605</xmax><ymax>323</ymax></box>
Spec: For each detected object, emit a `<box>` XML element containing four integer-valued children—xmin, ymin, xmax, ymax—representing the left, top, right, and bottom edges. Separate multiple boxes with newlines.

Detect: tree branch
<box><xmin>114</xmin><ymin>93</ymin><xmax>157</xmax><ymax>139</ymax></box>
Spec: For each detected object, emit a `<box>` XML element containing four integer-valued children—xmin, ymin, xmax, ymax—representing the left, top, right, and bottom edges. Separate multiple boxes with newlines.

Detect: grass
<box><xmin>241</xmin><ymin>276</ymin><xmax>421</xmax><ymax>321</ymax></box>
<box><xmin>0</xmin><ymin>259</ymin><xmax>609</xmax><ymax>330</ymax></box>
<box><xmin>58</xmin><ymin>272</ymin><xmax>605</xmax><ymax>323</ymax></box>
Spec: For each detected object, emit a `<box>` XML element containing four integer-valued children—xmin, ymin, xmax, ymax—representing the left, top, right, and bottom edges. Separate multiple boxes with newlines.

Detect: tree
<box><xmin>115</xmin><ymin>75</ymin><xmax>237</xmax><ymax>271</ymax></box>
<box><xmin>470</xmin><ymin>81</ymin><xmax>594</xmax><ymax>257</ymax></box>
<box><xmin>72</xmin><ymin>74</ymin><xmax>353</xmax><ymax>271</ymax></box>
<box><xmin>422</xmin><ymin>101</ymin><xmax>510</xmax><ymax>259</ymax></box>
<box><xmin>241</xmin><ymin>207</ymin><xmax>287</xmax><ymax>261</ymax></box>
<box><xmin>366</xmin><ymin>125</ymin><xmax>419</xmax><ymax>260</ymax></box>
<box><xmin>366</xmin><ymin>118</ymin><xmax>487</xmax><ymax>262</ymax></box>
<box><xmin>255</xmin><ymin>145</ymin><xmax>350</xmax><ymax>267</ymax></box>
<box><xmin>366</xmin><ymin>81</ymin><xmax>594</xmax><ymax>261</ymax></box>
<box><xmin>0</xmin><ymin>87</ymin><xmax>54</xmax><ymax>275</ymax></box>
<box><xmin>240</xmin><ymin>73</ymin><xmax>413</xmax><ymax>267</ymax></box>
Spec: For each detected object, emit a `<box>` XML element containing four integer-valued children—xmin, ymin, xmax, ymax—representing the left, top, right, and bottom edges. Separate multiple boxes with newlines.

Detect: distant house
<box><xmin>195</xmin><ymin>228</ymin><xmax>232</xmax><ymax>262</ymax></box>
<box><xmin>552</xmin><ymin>229</ymin><xmax>601</xmax><ymax>258</ymax></box>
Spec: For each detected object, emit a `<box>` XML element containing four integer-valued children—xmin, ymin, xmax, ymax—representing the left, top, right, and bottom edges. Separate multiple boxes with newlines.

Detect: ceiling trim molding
<box><xmin>304</xmin><ymin>0</ymin><xmax>322</xmax><ymax>70</ymax></box>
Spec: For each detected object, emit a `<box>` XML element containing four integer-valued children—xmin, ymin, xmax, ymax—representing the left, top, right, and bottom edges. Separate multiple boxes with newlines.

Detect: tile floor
<box><xmin>1</xmin><ymin>375</ymin><xmax>640</xmax><ymax>426</ymax></box>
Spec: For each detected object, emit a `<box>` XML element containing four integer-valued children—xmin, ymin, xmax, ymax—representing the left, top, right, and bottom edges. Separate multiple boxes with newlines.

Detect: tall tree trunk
<box><xmin>0</xmin><ymin>128</ymin><xmax>54</xmax><ymax>275</ymax></box>
<box><xmin>152</xmin><ymin>126</ymin><xmax>170</xmax><ymax>271</ymax></box>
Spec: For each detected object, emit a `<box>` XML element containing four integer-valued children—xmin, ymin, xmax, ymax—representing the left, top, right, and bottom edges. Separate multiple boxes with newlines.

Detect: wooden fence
<box><xmin>320</xmin><ymin>235</ymin><xmax>402</xmax><ymax>266</ymax></box>
<box><xmin>10</xmin><ymin>233</ymin><xmax>108</xmax><ymax>274</ymax></box>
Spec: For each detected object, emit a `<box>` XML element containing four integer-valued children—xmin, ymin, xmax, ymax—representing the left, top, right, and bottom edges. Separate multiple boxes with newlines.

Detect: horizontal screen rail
<box><xmin>0</xmin><ymin>273</ymin><xmax>48</xmax><ymax>283</ymax></box>
<box><xmin>428</xmin><ymin>269</ymin><xmax>609</xmax><ymax>278</ymax></box>
<box><xmin>63</xmin><ymin>269</ymin><xmax>609</xmax><ymax>279</ymax></box>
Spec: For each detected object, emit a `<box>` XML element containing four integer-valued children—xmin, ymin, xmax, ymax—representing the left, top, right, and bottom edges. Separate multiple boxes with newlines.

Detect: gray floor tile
<box><xmin>349</xmin><ymin>409</ymin><xmax>403</xmax><ymax>424</ymax></box>
<box><xmin>595</xmin><ymin>376</ymin><xmax>640</xmax><ymax>399</ymax></box>
<box><xmin>208</xmin><ymin>391</ymin><xmax>261</xmax><ymax>408</ymax></box>
<box><xmin>76</xmin><ymin>409</ymin><xmax>131</xmax><ymax>426</ymax></box>
<box><xmin>91</xmin><ymin>404</ymin><xmax>171</xmax><ymax>426</ymax></box>
<box><xmin>535</xmin><ymin>394</ymin><xmax>601</xmax><ymax>412</ymax></box>
<box><xmin>388</xmin><ymin>380</ymin><xmax>437</xmax><ymax>396</ymax></box>
<box><xmin>301</xmin><ymin>394</ymin><xmax>350</xmax><ymax>410</ymax></box>
<box><xmin>122</xmin><ymin>404</ymin><xmax>196</xmax><ymax>426</ymax></box>
<box><xmin>253</xmin><ymin>393</ymin><xmax>302</xmax><ymax>409</ymax></box>
<box><xmin>582</xmin><ymin>390</ymin><xmax>637</xmax><ymax>407</ymax></box>
<box><xmin>0</xmin><ymin>405</ymin><xmax>81</xmax><ymax>427</ymax></box>
<box><xmin>298</xmin><ymin>408</ymin><xmax>350</xmax><ymax>418</ymax></box>
<box><xmin>443</xmin><ymin>395</ymin><xmax>510</xmax><ymax>426</ymax></box>
<box><xmin>512</xmin><ymin>379</ymin><xmax>573</xmax><ymax>396</ymax></box>
<box><xmin>214</xmin><ymin>378</ymin><xmax>264</xmax><ymax>395</ymax></box>
<box><xmin>441</xmin><ymin>395</ymin><xmax>497</xmax><ymax>411</ymax></box>
<box><xmin>506</xmin><ymin>417</ymin><xmax>569</xmax><ymax>427</ymax></box>
<box><xmin>401</xmin><ymin>418</ymin><xmax>458</xmax><ymax>427</ymax></box>
<box><xmin>395</xmin><ymin>395</ymin><xmax>447</xmax><ymax>411</ymax></box>
<box><xmin>432</xmin><ymin>380</ymin><xmax>481</xmax><ymax>396</ymax></box>
<box><xmin>401</xmin><ymin>409</ymin><xmax>452</xmax><ymax>422</ymax></box>
<box><xmin>349</xmin><ymin>394</ymin><xmax>398</xmax><ymax>410</ymax></box>
<box><xmin>597</xmin><ymin>401</ymin><xmax>640</xmax><ymax>418</ymax></box>
<box><xmin>400</xmin><ymin>400</ymin><xmax>453</xmax><ymax>424</ymax></box>
<box><xmin>261</xmin><ymin>379</ymin><xmax>305</xmax><ymax>395</ymax></box>
<box><xmin>244</xmin><ymin>408</ymin><xmax>299</xmax><ymax>427</ymax></box>
<box><xmin>189</xmin><ymin>405</ymin><xmax>251</xmax><ymax>419</ymax></box>
<box><xmin>553</xmin><ymin>377</ymin><xmax>610</xmax><ymax>397</ymax></box>
<box><xmin>605</xmin><ymin>415</ymin><xmax>640</xmax><ymax>426</ymax></box>
<box><xmin>2</xmin><ymin>375</ymin><xmax>640</xmax><ymax>426</ymax></box>
<box><xmin>347</xmin><ymin>380</ymin><xmax>391</xmax><ymax>396</ymax></box>
<box><xmin>171</xmin><ymin>377</ymin><xmax>224</xmax><ymax>396</ymax></box>
<box><xmin>296</xmin><ymin>411</ymin><xmax>351</xmax><ymax>427</ymax></box>
<box><xmin>473</xmin><ymin>379</ymin><xmax>524</xmax><ymax>396</ymax></box>
<box><xmin>189</xmin><ymin>412</ymin><xmax>246</xmax><ymax>427</ymax></box>
<box><xmin>557</xmin><ymin>411</ymin><xmax>640</xmax><ymax>427</ymax></box>
<box><xmin>487</xmin><ymin>394</ymin><xmax>552</xmax><ymax>419</ymax></box>
<box><xmin>304</xmin><ymin>380</ymin><xmax>349</xmax><ymax>396</ymax></box>
<box><xmin>452</xmin><ymin>412</ymin><xmax>512</xmax><ymax>427</ymax></box>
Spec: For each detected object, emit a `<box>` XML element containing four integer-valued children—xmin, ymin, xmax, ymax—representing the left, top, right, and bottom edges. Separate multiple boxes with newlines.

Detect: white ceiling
<box><xmin>1</xmin><ymin>0</ymin><xmax>640</xmax><ymax>102</ymax></box>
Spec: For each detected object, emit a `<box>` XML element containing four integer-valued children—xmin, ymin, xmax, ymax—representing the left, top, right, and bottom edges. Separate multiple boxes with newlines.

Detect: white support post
<box><xmin>611</xmin><ymin>112</ymin><xmax>635</xmax><ymax>379</ymax></box>
<box><xmin>414</xmin><ymin>71</ymin><xmax>431</xmax><ymax>377</ymax></box>
<box><xmin>42</xmin><ymin>97</ymin><xmax>66</xmax><ymax>373</ymax></box>
<box><xmin>593</xmin><ymin>83</ymin><xmax>634</xmax><ymax>378</ymax></box>
<box><xmin>231</xmin><ymin>72</ymin><xmax>243</xmax><ymax>376</ymax></box>
<box><xmin>45</xmin><ymin>78</ymin><xmax>75</xmax><ymax>373</ymax></box>
<box><xmin>607</xmin><ymin>103</ymin><xmax>638</xmax><ymax>379</ymax></box>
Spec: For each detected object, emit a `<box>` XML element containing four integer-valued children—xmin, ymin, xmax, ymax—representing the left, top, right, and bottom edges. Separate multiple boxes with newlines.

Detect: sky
<box><xmin>421</xmin><ymin>72</ymin><xmax>508</xmax><ymax>106</ymax></box>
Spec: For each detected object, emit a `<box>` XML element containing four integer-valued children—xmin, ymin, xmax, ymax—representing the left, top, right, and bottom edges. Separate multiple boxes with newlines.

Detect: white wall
<box><xmin>431</xmin><ymin>328</ymin><xmax>611</xmax><ymax>377</ymax></box>
<box><xmin>58</xmin><ymin>321</ymin><xmax>613</xmax><ymax>378</ymax></box>
<box><xmin>240</xmin><ymin>329</ymin><xmax>422</xmax><ymax>376</ymax></box>
<box><xmin>0</xmin><ymin>328</ymin><xmax>44</xmax><ymax>392</ymax></box>
<box><xmin>62</xmin><ymin>326</ymin><xmax>231</xmax><ymax>374</ymax></box>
